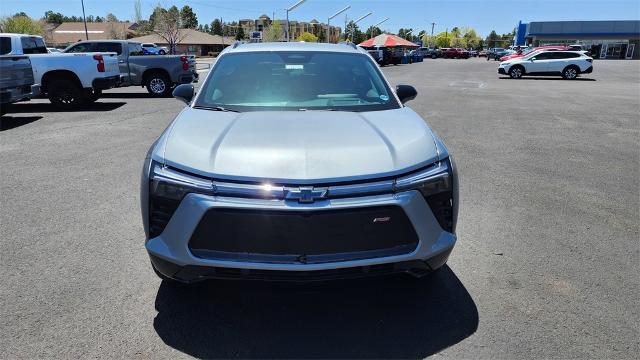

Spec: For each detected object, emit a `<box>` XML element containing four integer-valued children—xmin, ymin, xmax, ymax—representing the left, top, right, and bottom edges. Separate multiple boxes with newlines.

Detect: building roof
<box><xmin>129</xmin><ymin>29</ymin><xmax>235</xmax><ymax>45</ymax></box>
<box><xmin>50</xmin><ymin>22</ymin><xmax>136</xmax><ymax>45</ymax></box>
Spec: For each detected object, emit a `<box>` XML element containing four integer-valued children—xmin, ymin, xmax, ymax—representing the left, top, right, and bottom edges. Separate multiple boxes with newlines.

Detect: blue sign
<box><xmin>417</xmin><ymin>40</ymin><xmax>423</xmax><ymax>47</ymax></box>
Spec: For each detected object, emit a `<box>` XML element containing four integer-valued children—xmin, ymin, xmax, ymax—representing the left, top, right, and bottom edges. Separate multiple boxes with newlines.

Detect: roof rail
<box><xmin>232</xmin><ymin>41</ymin><xmax>244</xmax><ymax>49</ymax></box>
<box><xmin>338</xmin><ymin>41</ymin><xmax>357</xmax><ymax>49</ymax></box>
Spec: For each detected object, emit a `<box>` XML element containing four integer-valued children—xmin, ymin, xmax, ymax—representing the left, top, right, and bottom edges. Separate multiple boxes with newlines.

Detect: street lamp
<box><xmin>404</xmin><ymin>29</ymin><xmax>413</xmax><ymax>41</ymax></box>
<box><xmin>369</xmin><ymin>17</ymin><xmax>389</xmax><ymax>40</ymax></box>
<box><xmin>286</xmin><ymin>0</ymin><xmax>307</xmax><ymax>42</ymax></box>
<box><xmin>327</xmin><ymin>5</ymin><xmax>350</xmax><ymax>44</ymax></box>
<box><xmin>351</xmin><ymin>12</ymin><xmax>372</xmax><ymax>42</ymax></box>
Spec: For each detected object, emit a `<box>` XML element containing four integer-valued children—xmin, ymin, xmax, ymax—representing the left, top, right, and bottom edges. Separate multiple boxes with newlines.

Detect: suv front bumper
<box><xmin>146</xmin><ymin>191</ymin><xmax>457</xmax><ymax>283</ymax></box>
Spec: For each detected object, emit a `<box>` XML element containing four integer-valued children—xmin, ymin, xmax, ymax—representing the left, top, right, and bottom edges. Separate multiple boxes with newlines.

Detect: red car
<box><xmin>499</xmin><ymin>46</ymin><xmax>567</xmax><ymax>62</ymax></box>
<box><xmin>443</xmin><ymin>48</ymin><xmax>470</xmax><ymax>59</ymax></box>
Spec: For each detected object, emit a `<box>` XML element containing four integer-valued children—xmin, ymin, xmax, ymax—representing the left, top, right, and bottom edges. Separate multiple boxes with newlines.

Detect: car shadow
<box><xmin>153</xmin><ymin>265</ymin><xmax>478</xmax><ymax>358</ymax></box>
<box><xmin>0</xmin><ymin>115</ymin><xmax>43</xmax><ymax>131</ymax></box>
<box><xmin>498</xmin><ymin>76</ymin><xmax>596</xmax><ymax>81</ymax></box>
<box><xmin>100</xmin><ymin>92</ymin><xmax>157</xmax><ymax>99</ymax></box>
<box><xmin>7</xmin><ymin>101</ymin><xmax>126</xmax><ymax>113</ymax></box>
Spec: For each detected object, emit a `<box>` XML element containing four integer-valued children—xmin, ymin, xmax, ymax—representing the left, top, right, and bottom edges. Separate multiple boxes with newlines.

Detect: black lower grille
<box><xmin>188</xmin><ymin>206</ymin><xmax>418</xmax><ymax>263</ymax></box>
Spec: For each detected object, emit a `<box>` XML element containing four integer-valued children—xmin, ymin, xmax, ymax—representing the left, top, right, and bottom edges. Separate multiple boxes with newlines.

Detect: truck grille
<box><xmin>188</xmin><ymin>206</ymin><xmax>418</xmax><ymax>264</ymax></box>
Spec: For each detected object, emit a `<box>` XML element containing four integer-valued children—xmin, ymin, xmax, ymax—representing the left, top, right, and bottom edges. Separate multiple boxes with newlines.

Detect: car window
<box><xmin>533</xmin><ymin>52</ymin><xmax>553</xmax><ymax>60</ymax></box>
<box><xmin>21</xmin><ymin>36</ymin><xmax>48</xmax><ymax>54</ymax></box>
<box><xmin>128</xmin><ymin>43</ymin><xmax>144</xmax><ymax>56</ymax></box>
<box><xmin>555</xmin><ymin>52</ymin><xmax>580</xmax><ymax>59</ymax></box>
<box><xmin>0</xmin><ymin>37</ymin><xmax>11</xmax><ymax>55</ymax></box>
<box><xmin>142</xmin><ymin>44</ymin><xmax>154</xmax><ymax>48</ymax></box>
<box><xmin>196</xmin><ymin>51</ymin><xmax>400</xmax><ymax>112</ymax></box>
<box><xmin>95</xmin><ymin>42</ymin><xmax>122</xmax><ymax>55</ymax></box>
<box><xmin>65</xmin><ymin>43</ymin><xmax>93</xmax><ymax>53</ymax></box>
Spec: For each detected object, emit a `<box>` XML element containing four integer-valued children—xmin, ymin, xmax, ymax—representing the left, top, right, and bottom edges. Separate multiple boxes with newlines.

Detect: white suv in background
<box><xmin>498</xmin><ymin>50</ymin><xmax>593</xmax><ymax>79</ymax></box>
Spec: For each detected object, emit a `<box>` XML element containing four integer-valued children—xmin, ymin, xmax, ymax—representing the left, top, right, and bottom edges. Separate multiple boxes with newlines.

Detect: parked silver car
<box><xmin>142</xmin><ymin>42</ymin><xmax>459</xmax><ymax>283</ymax></box>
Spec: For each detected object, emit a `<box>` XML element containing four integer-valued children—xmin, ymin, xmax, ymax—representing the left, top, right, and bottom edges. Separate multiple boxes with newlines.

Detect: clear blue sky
<box><xmin>1</xmin><ymin>0</ymin><xmax>639</xmax><ymax>37</ymax></box>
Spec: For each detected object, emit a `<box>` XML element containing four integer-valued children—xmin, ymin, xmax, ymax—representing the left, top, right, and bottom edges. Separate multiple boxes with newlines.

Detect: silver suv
<box><xmin>141</xmin><ymin>42</ymin><xmax>459</xmax><ymax>282</ymax></box>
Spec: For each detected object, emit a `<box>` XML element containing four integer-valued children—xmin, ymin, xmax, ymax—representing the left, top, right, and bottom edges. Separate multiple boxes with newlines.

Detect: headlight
<box><xmin>395</xmin><ymin>158</ymin><xmax>458</xmax><ymax>233</ymax></box>
<box><xmin>147</xmin><ymin>162</ymin><xmax>214</xmax><ymax>238</ymax></box>
<box><xmin>501</xmin><ymin>62</ymin><xmax>510</xmax><ymax>66</ymax></box>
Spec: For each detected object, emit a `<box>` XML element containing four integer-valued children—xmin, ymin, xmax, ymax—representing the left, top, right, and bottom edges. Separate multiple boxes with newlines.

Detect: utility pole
<box><xmin>430</xmin><ymin>22</ymin><xmax>435</xmax><ymax>47</ymax></box>
<box><xmin>81</xmin><ymin>0</ymin><xmax>88</xmax><ymax>40</ymax></box>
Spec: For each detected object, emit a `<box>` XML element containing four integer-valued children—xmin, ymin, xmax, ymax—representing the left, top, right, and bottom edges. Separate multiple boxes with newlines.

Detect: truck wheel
<box><xmin>85</xmin><ymin>89</ymin><xmax>102</xmax><ymax>103</ymax></box>
<box><xmin>48</xmin><ymin>78</ymin><xmax>85</xmax><ymax>109</ymax></box>
<box><xmin>146</xmin><ymin>73</ymin><xmax>171</xmax><ymax>97</ymax></box>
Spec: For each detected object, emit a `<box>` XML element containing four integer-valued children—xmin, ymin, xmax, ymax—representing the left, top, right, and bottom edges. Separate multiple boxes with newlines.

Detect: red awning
<box><xmin>359</xmin><ymin>33</ymin><xmax>419</xmax><ymax>48</ymax></box>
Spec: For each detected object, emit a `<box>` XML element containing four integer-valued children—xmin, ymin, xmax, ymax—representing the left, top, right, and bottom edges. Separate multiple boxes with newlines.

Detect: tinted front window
<box><xmin>128</xmin><ymin>43</ymin><xmax>144</xmax><ymax>56</ymax></box>
<box><xmin>95</xmin><ymin>42</ymin><xmax>122</xmax><ymax>55</ymax></box>
<box><xmin>21</xmin><ymin>37</ymin><xmax>48</xmax><ymax>54</ymax></box>
<box><xmin>0</xmin><ymin>37</ymin><xmax>10</xmax><ymax>55</ymax></box>
<box><xmin>65</xmin><ymin>43</ymin><xmax>93</xmax><ymax>53</ymax></box>
<box><xmin>195</xmin><ymin>51</ymin><xmax>400</xmax><ymax>112</ymax></box>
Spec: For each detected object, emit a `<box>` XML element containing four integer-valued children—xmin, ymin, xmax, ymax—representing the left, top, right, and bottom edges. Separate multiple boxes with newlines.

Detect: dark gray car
<box><xmin>64</xmin><ymin>40</ymin><xmax>197</xmax><ymax>96</ymax></box>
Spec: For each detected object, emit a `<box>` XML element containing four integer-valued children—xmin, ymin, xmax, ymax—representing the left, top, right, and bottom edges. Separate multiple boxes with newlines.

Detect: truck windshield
<box><xmin>21</xmin><ymin>37</ymin><xmax>47</xmax><ymax>54</ymax></box>
<box><xmin>195</xmin><ymin>51</ymin><xmax>400</xmax><ymax>112</ymax></box>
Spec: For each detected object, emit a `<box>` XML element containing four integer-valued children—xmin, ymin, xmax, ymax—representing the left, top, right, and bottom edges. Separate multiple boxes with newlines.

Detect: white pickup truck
<box><xmin>0</xmin><ymin>33</ymin><xmax>120</xmax><ymax>109</ymax></box>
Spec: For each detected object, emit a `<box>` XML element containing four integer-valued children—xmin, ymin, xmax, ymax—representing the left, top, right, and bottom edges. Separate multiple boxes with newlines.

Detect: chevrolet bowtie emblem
<box><xmin>286</xmin><ymin>187</ymin><xmax>328</xmax><ymax>203</ymax></box>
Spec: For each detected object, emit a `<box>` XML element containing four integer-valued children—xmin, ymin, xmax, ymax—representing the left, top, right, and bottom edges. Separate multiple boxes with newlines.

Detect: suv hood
<box><xmin>157</xmin><ymin>107</ymin><xmax>441</xmax><ymax>184</ymax></box>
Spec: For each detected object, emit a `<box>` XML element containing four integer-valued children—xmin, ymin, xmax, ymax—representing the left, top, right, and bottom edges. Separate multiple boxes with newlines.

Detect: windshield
<box><xmin>194</xmin><ymin>51</ymin><xmax>400</xmax><ymax>112</ymax></box>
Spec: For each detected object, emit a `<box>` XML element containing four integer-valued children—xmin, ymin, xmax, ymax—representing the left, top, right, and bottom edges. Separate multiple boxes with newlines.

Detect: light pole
<box><xmin>369</xmin><ymin>17</ymin><xmax>389</xmax><ymax>40</ymax></box>
<box><xmin>285</xmin><ymin>0</ymin><xmax>306</xmax><ymax>42</ymax></box>
<box><xmin>80</xmin><ymin>0</ymin><xmax>88</xmax><ymax>40</ymax></box>
<box><xmin>327</xmin><ymin>5</ymin><xmax>350</xmax><ymax>44</ymax></box>
<box><xmin>351</xmin><ymin>12</ymin><xmax>372</xmax><ymax>42</ymax></box>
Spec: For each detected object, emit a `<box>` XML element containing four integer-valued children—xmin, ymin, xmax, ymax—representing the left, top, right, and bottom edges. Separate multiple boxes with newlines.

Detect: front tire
<box><xmin>145</xmin><ymin>73</ymin><xmax>171</xmax><ymax>97</ymax></box>
<box><xmin>562</xmin><ymin>66</ymin><xmax>579</xmax><ymax>79</ymax></box>
<box><xmin>158</xmin><ymin>50</ymin><xmax>166</xmax><ymax>55</ymax></box>
<box><xmin>48</xmin><ymin>78</ymin><xmax>85</xmax><ymax>109</ymax></box>
<box><xmin>85</xmin><ymin>89</ymin><xmax>102</xmax><ymax>103</ymax></box>
<box><xmin>509</xmin><ymin>66</ymin><xmax>524</xmax><ymax>79</ymax></box>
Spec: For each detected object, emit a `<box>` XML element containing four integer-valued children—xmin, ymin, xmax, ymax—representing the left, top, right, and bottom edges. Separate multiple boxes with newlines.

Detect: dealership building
<box><xmin>514</xmin><ymin>20</ymin><xmax>640</xmax><ymax>59</ymax></box>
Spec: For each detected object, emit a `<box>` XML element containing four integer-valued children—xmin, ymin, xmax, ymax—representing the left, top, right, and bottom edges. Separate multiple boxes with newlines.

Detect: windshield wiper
<box><xmin>298</xmin><ymin>108</ymin><xmax>335</xmax><ymax>111</ymax></box>
<box><xmin>193</xmin><ymin>105</ymin><xmax>240</xmax><ymax>113</ymax></box>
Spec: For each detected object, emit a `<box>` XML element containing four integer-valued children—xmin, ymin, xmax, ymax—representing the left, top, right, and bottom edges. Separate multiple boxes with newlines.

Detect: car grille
<box><xmin>188</xmin><ymin>206</ymin><xmax>418</xmax><ymax>264</ymax></box>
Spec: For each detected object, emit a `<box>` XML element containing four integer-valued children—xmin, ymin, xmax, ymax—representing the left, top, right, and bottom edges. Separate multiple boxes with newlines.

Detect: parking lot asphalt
<box><xmin>1</xmin><ymin>58</ymin><xmax>638</xmax><ymax>359</ymax></box>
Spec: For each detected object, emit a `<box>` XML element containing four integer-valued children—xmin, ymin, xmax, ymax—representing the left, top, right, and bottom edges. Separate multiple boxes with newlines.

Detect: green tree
<box><xmin>345</xmin><ymin>20</ymin><xmax>365</xmax><ymax>43</ymax></box>
<box><xmin>235</xmin><ymin>25</ymin><xmax>245</xmax><ymax>40</ymax></box>
<box><xmin>95</xmin><ymin>15</ymin><xmax>104</xmax><ymax>22</ymax></box>
<box><xmin>180</xmin><ymin>5</ymin><xmax>198</xmax><ymax>29</ymax></box>
<box><xmin>486</xmin><ymin>30</ymin><xmax>499</xmax><ymax>48</ymax></box>
<box><xmin>211</xmin><ymin>19</ymin><xmax>222</xmax><ymax>35</ymax></box>
<box><xmin>365</xmin><ymin>25</ymin><xmax>382</xmax><ymax>39</ymax></box>
<box><xmin>203</xmin><ymin>23</ymin><xmax>210</xmax><ymax>33</ymax></box>
<box><xmin>106</xmin><ymin>13</ymin><xmax>118</xmax><ymax>22</ymax></box>
<box><xmin>434</xmin><ymin>31</ymin><xmax>452</xmax><ymax>48</ymax></box>
<box><xmin>296</xmin><ymin>31</ymin><xmax>318</xmax><ymax>42</ymax></box>
<box><xmin>0</xmin><ymin>15</ymin><xmax>43</xmax><ymax>35</ymax></box>
<box><xmin>44</xmin><ymin>10</ymin><xmax>63</xmax><ymax>23</ymax></box>
<box><xmin>149</xmin><ymin>6</ymin><xmax>166</xmax><ymax>29</ymax></box>
<box><xmin>263</xmin><ymin>20</ymin><xmax>282</xmax><ymax>42</ymax></box>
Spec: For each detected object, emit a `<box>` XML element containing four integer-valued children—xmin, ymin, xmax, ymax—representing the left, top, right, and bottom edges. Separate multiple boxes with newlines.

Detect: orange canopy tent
<box><xmin>358</xmin><ymin>33</ymin><xmax>419</xmax><ymax>47</ymax></box>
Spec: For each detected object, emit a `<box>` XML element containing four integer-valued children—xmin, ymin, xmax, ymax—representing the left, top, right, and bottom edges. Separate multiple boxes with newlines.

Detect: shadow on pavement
<box><xmin>0</xmin><ymin>115</ymin><xmax>43</xmax><ymax>131</ymax></box>
<box><xmin>498</xmin><ymin>76</ymin><xmax>596</xmax><ymax>81</ymax></box>
<box><xmin>7</xmin><ymin>101</ymin><xmax>126</xmax><ymax>113</ymax></box>
<box><xmin>100</xmin><ymin>92</ymin><xmax>157</xmax><ymax>99</ymax></box>
<box><xmin>153</xmin><ymin>265</ymin><xmax>478</xmax><ymax>358</ymax></box>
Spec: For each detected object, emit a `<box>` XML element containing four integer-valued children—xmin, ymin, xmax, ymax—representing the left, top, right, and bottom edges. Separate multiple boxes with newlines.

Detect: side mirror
<box><xmin>530</xmin><ymin>57</ymin><xmax>536</xmax><ymax>62</ymax></box>
<box><xmin>395</xmin><ymin>85</ymin><xmax>417</xmax><ymax>104</ymax></box>
<box><xmin>173</xmin><ymin>84</ymin><xmax>194</xmax><ymax>104</ymax></box>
